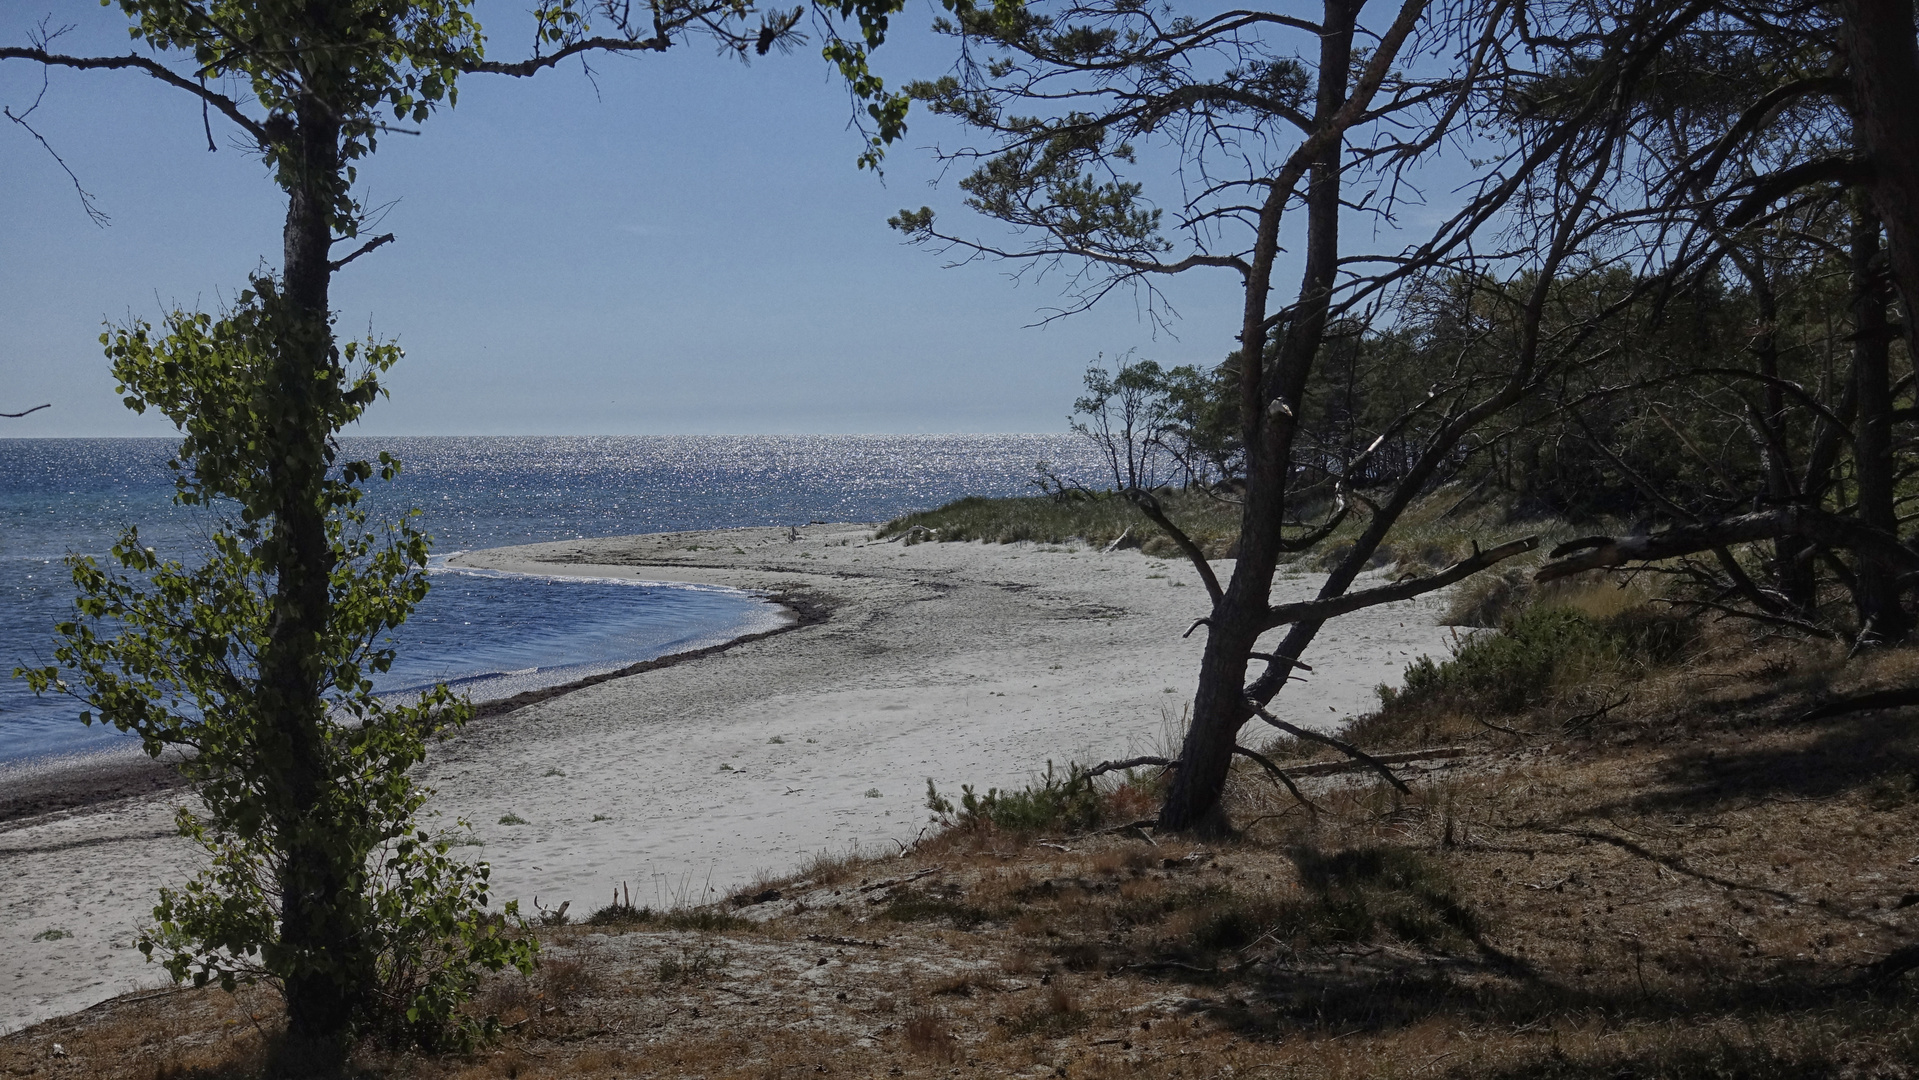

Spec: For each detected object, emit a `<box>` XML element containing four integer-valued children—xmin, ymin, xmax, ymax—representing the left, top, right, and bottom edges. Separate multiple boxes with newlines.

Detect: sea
<box><xmin>0</xmin><ymin>435</ymin><xmax>1105</xmax><ymax>766</ymax></box>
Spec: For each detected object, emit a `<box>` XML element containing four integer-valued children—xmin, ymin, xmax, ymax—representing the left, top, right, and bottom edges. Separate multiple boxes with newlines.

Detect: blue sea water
<box><xmin>1</xmin><ymin>435</ymin><xmax>1103</xmax><ymax>765</ymax></box>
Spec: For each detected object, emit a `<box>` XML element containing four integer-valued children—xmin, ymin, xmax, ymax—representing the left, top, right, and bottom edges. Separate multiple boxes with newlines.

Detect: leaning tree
<box><xmin>4</xmin><ymin>0</ymin><xmax>906</xmax><ymax>1060</ymax></box>
<box><xmin>893</xmin><ymin>0</ymin><xmax>1725</xmax><ymax>832</ymax></box>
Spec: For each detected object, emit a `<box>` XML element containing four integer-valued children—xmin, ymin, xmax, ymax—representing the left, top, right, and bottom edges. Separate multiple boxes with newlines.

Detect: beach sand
<box><xmin>0</xmin><ymin>524</ymin><xmax>1458</xmax><ymax>1033</ymax></box>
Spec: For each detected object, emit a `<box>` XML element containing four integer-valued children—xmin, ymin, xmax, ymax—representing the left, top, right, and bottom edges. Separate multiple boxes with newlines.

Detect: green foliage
<box><xmin>1379</xmin><ymin>601</ymin><xmax>1696</xmax><ymax>717</ymax></box>
<box><xmin>1069</xmin><ymin>353</ymin><xmax>1240</xmax><ymax>491</ymax></box>
<box><xmin>113</xmin><ymin>0</ymin><xmax>483</xmax><ymax>229</ymax></box>
<box><xmin>923</xmin><ymin>761</ymin><xmax>1105</xmax><ymax>835</ymax></box>
<box><xmin>876</xmin><ymin>491</ymin><xmax>1239</xmax><ymax>557</ymax></box>
<box><xmin>18</xmin><ymin>285</ymin><xmax>534</xmax><ymax>1050</ymax></box>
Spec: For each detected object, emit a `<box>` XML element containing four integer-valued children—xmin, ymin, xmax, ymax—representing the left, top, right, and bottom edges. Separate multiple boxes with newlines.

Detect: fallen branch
<box><xmin>856</xmin><ymin>867</ymin><xmax>941</xmax><ymax>893</ymax></box>
<box><xmin>1091</xmin><ymin>817</ymin><xmax>1159</xmax><ymax>836</ymax></box>
<box><xmin>1248</xmin><ymin>703</ymin><xmax>1412</xmax><ymax>794</ymax></box>
<box><xmin>1277</xmin><ymin>746</ymin><xmax>1473</xmax><ymax>777</ymax></box>
<box><xmin>1652</xmin><ymin>597</ymin><xmax>1838</xmax><ymax>640</ymax></box>
<box><xmin>1263</xmin><ymin>537</ymin><xmax>1539</xmax><ymax>629</ymax></box>
<box><xmin>1561</xmin><ymin>693</ymin><xmax>1630</xmax><ymax>734</ymax></box>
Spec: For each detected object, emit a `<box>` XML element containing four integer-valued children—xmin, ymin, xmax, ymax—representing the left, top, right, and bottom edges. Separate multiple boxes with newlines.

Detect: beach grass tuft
<box><xmin>876</xmin><ymin>491</ymin><xmax>1240</xmax><ymax>558</ymax></box>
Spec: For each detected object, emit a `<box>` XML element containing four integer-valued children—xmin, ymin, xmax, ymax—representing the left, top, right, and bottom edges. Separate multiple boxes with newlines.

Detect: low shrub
<box><xmin>585</xmin><ymin>902</ymin><xmax>653</xmax><ymax>927</ymax></box>
<box><xmin>1379</xmin><ymin>600</ymin><xmax>1696</xmax><ymax>718</ymax></box>
<box><xmin>923</xmin><ymin>761</ymin><xmax>1107</xmax><ymax>835</ymax></box>
<box><xmin>582</xmin><ymin>903</ymin><xmax>744</xmax><ymax>933</ymax></box>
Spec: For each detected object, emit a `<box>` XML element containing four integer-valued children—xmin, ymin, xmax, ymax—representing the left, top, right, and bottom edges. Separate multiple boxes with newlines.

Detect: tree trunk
<box><xmin>1156</xmin><ymin>0</ymin><xmax>1355</xmax><ymax>836</ymax></box>
<box><xmin>1847</xmin><ymin>198</ymin><xmax>1908</xmax><ymax>642</ymax></box>
<box><xmin>1842</xmin><ymin>0</ymin><xmax>1919</xmax><ymax>364</ymax></box>
<box><xmin>265</xmin><ymin>98</ymin><xmax>358</xmax><ymax>1061</ymax></box>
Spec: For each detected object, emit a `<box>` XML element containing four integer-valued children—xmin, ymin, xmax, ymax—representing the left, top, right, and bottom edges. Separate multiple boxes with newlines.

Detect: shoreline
<box><xmin>1</xmin><ymin>522</ymin><xmax>1460</xmax><ymax>1034</ymax></box>
<box><xmin>0</xmin><ymin>748</ymin><xmax>187</xmax><ymax>827</ymax></box>
<box><xmin>0</xmin><ymin>577</ymin><xmax>814</xmax><ymax>826</ymax></box>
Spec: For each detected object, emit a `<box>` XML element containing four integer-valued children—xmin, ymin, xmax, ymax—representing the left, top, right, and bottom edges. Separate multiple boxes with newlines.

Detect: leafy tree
<box><xmin>1071</xmin><ymin>353</ymin><xmax>1176</xmax><ymax>491</ymax></box>
<box><xmin>29</xmin><ymin>286</ymin><xmax>532</xmax><ymax>1052</ymax></box>
<box><xmin>5</xmin><ymin>0</ymin><xmax>909</xmax><ymax>1062</ymax></box>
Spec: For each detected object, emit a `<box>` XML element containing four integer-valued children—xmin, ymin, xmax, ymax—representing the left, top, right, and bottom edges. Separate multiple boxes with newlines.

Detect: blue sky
<box><xmin>0</xmin><ymin>2</ymin><xmax>1245</xmax><ymax>437</ymax></box>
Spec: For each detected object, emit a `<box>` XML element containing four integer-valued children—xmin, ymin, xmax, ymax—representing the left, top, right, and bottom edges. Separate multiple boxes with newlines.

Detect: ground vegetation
<box><xmin>10</xmin><ymin>594</ymin><xmax>1919</xmax><ymax>1078</ymax></box>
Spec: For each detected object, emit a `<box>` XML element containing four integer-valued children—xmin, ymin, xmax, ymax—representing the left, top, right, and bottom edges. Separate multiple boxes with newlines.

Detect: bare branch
<box><xmin>463</xmin><ymin>35</ymin><xmax>669</xmax><ymax>78</ymax></box>
<box><xmin>2</xmin><ymin>403</ymin><xmax>51</xmax><ymax>419</ymax></box>
<box><xmin>1080</xmin><ymin>755</ymin><xmax>1176</xmax><ymax>780</ymax></box>
<box><xmin>1247</xmin><ymin>702</ymin><xmax>1410</xmax><ymax>794</ymax></box>
<box><xmin>1232</xmin><ymin>743</ymin><xmax>1318</xmax><ymax>814</ymax></box>
<box><xmin>1262</xmin><ymin>536</ymin><xmax>1539</xmax><ymax>630</ymax></box>
<box><xmin>328</xmin><ymin>233</ymin><xmax>395</xmax><ymax>272</ymax></box>
<box><xmin>3</xmin><ymin>65</ymin><xmax>107</xmax><ymax>226</ymax></box>
<box><xmin>1537</xmin><ymin>508</ymin><xmax>1919</xmax><ymax>582</ymax></box>
<box><xmin>0</xmin><ymin>47</ymin><xmax>266</xmax><ymax>143</ymax></box>
<box><xmin>1124</xmin><ymin>489</ymin><xmax>1223</xmax><ymax>605</ymax></box>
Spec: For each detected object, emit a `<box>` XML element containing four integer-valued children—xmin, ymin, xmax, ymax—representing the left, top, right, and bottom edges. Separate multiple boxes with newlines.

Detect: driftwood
<box><xmin>1536</xmin><ymin>507</ymin><xmax>1919</xmax><ymax>582</ymax></box>
<box><xmin>1262</xmin><ymin>537</ymin><xmax>1539</xmax><ymax>629</ymax></box>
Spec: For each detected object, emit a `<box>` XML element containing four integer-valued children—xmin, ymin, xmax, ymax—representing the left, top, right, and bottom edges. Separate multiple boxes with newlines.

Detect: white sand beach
<box><xmin>0</xmin><ymin>525</ymin><xmax>1459</xmax><ymax>1034</ymax></box>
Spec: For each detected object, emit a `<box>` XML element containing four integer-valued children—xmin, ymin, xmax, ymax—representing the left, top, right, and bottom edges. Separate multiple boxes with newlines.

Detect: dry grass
<box><xmin>9</xmin><ymin>636</ymin><xmax>1919</xmax><ymax>1078</ymax></box>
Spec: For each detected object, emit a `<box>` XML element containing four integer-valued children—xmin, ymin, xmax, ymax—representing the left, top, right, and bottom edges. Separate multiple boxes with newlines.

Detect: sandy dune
<box><xmin>0</xmin><ymin>525</ymin><xmax>1457</xmax><ymax>1033</ymax></box>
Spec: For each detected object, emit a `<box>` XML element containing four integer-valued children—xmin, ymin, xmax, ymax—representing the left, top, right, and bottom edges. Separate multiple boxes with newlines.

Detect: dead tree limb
<box><xmin>329</xmin><ymin>233</ymin><xmax>395</xmax><ymax>271</ymax></box>
<box><xmin>1248</xmin><ymin>703</ymin><xmax>1411</xmax><ymax>794</ymax></box>
<box><xmin>1232</xmin><ymin>743</ymin><xmax>1319</xmax><ymax>814</ymax></box>
<box><xmin>1125</xmin><ymin>488</ymin><xmax>1224</xmax><ymax>605</ymax></box>
<box><xmin>2</xmin><ymin>403</ymin><xmax>50</xmax><ymax>418</ymax></box>
<box><xmin>1079</xmin><ymin>755</ymin><xmax>1176</xmax><ymax>781</ymax></box>
<box><xmin>1651</xmin><ymin>597</ymin><xmax>1839</xmax><ymax>639</ymax></box>
<box><xmin>0</xmin><ymin>47</ymin><xmax>266</xmax><ymax>142</ymax></box>
<box><xmin>1536</xmin><ymin>507</ymin><xmax>1919</xmax><ymax>582</ymax></box>
<box><xmin>1262</xmin><ymin>537</ymin><xmax>1539</xmax><ymax>630</ymax></box>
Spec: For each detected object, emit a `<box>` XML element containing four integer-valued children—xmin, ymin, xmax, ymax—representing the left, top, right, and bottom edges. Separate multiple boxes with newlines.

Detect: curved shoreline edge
<box><xmin>0</xmin><ymin>572</ymin><xmax>823</xmax><ymax>829</ymax></box>
<box><xmin>2</xmin><ymin>522</ymin><xmax>1465</xmax><ymax>1036</ymax></box>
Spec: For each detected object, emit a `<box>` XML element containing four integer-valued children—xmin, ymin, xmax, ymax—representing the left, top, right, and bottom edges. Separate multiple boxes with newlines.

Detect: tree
<box><xmin>5</xmin><ymin>0</ymin><xmax>907</xmax><ymax>1061</ymax></box>
<box><xmin>893</xmin><ymin>0</ymin><xmax>1718</xmax><ymax>832</ymax></box>
<box><xmin>32</xmin><ymin>290</ymin><xmax>534</xmax><ymax>1053</ymax></box>
<box><xmin>1516</xmin><ymin>2</ymin><xmax>1919</xmax><ymax>647</ymax></box>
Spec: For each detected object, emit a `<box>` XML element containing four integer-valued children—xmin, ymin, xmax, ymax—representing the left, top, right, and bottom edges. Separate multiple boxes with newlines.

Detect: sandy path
<box><xmin>0</xmin><ymin>526</ymin><xmax>1455</xmax><ymax>1033</ymax></box>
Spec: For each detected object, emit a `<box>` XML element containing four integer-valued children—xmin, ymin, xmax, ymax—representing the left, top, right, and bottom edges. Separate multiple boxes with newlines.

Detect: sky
<box><xmin>0</xmin><ymin>1</ymin><xmax>1248</xmax><ymax>437</ymax></box>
